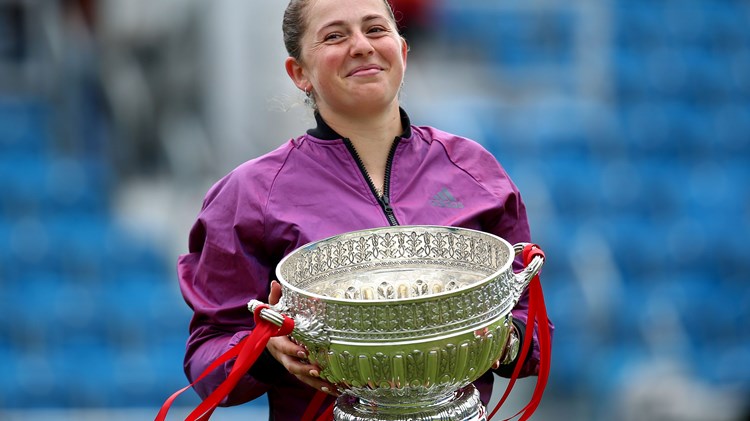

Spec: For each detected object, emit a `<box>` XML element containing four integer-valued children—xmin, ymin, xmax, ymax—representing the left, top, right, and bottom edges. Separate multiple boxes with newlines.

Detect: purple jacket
<box><xmin>178</xmin><ymin>109</ymin><xmax>553</xmax><ymax>420</ymax></box>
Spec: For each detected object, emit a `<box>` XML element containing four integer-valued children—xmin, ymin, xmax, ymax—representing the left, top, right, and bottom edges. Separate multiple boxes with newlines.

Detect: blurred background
<box><xmin>1</xmin><ymin>0</ymin><xmax>749</xmax><ymax>420</ymax></box>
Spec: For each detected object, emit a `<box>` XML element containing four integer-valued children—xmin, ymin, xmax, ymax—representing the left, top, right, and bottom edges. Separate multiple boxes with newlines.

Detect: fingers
<box><xmin>268</xmin><ymin>280</ymin><xmax>282</xmax><ymax>305</ymax></box>
<box><xmin>290</xmin><ymin>360</ymin><xmax>340</xmax><ymax>396</ymax></box>
<box><xmin>266</xmin><ymin>336</ymin><xmax>340</xmax><ymax>396</ymax></box>
<box><xmin>266</xmin><ymin>335</ymin><xmax>304</xmax><ymax>362</ymax></box>
<box><xmin>265</xmin><ymin>283</ymin><xmax>338</xmax><ymax>396</ymax></box>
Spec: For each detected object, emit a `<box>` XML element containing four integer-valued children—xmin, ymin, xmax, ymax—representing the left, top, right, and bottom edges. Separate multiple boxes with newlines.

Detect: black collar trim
<box><xmin>307</xmin><ymin>107</ymin><xmax>413</xmax><ymax>140</ymax></box>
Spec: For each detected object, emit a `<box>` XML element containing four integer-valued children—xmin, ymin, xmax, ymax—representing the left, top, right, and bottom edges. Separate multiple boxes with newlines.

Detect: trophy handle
<box><xmin>247</xmin><ymin>299</ymin><xmax>330</xmax><ymax>348</ymax></box>
<box><xmin>511</xmin><ymin>243</ymin><xmax>545</xmax><ymax>302</ymax></box>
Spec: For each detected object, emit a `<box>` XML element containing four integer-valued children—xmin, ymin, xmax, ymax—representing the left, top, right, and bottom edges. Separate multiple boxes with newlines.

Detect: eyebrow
<box><xmin>316</xmin><ymin>14</ymin><xmax>388</xmax><ymax>35</ymax></box>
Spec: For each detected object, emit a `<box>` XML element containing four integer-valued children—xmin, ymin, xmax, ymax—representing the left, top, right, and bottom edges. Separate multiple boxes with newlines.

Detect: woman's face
<box><xmin>287</xmin><ymin>0</ymin><xmax>408</xmax><ymax>116</ymax></box>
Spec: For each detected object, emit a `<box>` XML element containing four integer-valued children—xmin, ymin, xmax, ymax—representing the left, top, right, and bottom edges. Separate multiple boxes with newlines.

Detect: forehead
<box><xmin>305</xmin><ymin>0</ymin><xmax>392</xmax><ymax>30</ymax></box>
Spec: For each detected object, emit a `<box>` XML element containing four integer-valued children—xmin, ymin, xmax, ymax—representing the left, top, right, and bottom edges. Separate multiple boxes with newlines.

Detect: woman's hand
<box><xmin>265</xmin><ymin>280</ymin><xmax>340</xmax><ymax>396</ymax></box>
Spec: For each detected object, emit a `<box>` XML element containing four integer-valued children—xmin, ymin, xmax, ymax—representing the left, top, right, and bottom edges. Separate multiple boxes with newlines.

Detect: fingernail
<box><xmin>309</xmin><ymin>369</ymin><xmax>319</xmax><ymax>378</ymax></box>
<box><xmin>297</xmin><ymin>351</ymin><xmax>307</xmax><ymax>359</ymax></box>
<box><xmin>321</xmin><ymin>386</ymin><xmax>330</xmax><ymax>394</ymax></box>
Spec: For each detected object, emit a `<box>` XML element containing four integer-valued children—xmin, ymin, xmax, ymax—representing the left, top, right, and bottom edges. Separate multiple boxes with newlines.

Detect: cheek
<box><xmin>381</xmin><ymin>39</ymin><xmax>406</xmax><ymax>66</ymax></box>
<box><xmin>322</xmin><ymin>53</ymin><xmax>343</xmax><ymax>73</ymax></box>
<box><xmin>310</xmin><ymin>54</ymin><xmax>344</xmax><ymax>85</ymax></box>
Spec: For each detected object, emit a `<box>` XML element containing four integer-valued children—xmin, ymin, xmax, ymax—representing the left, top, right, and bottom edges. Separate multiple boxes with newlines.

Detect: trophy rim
<box><xmin>275</xmin><ymin>224</ymin><xmax>515</xmax><ymax>305</ymax></box>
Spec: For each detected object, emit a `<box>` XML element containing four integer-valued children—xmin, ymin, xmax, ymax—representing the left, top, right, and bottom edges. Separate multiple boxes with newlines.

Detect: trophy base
<box><xmin>333</xmin><ymin>385</ymin><xmax>486</xmax><ymax>421</ymax></box>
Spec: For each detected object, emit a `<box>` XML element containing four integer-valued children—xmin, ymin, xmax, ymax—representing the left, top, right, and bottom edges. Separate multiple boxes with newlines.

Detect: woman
<box><xmin>178</xmin><ymin>0</ymin><xmax>553</xmax><ymax>419</ymax></box>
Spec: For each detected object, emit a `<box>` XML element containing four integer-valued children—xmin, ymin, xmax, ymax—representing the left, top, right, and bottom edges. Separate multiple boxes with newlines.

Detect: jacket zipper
<box><xmin>343</xmin><ymin>137</ymin><xmax>400</xmax><ymax>226</ymax></box>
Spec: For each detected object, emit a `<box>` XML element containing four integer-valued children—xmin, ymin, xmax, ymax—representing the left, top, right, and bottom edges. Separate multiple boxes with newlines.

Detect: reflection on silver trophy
<box><xmin>249</xmin><ymin>225</ymin><xmax>544</xmax><ymax>421</ymax></box>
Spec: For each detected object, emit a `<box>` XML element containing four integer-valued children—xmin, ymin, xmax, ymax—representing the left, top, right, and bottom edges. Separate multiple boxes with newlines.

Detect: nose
<box><xmin>349</xmin><ymin>30</ymin><xmax>374</xmax><ymax>57</ymax></box>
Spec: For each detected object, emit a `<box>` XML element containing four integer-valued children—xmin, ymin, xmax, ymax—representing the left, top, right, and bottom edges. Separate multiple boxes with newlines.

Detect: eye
<box><xmin>324</xmin><ymin>32</ymin><xmax>343</xmax><ymax>42</ymax></box>
<box><xmin>368</xmin><ymin>26</ymin><xmax>387</xmax><ymax>34</ymax></box>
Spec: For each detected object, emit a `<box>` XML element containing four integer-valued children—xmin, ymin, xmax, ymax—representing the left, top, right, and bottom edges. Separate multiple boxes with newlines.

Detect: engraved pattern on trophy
<box><xmin>282</xmin><ymin>276</ymin><xmax>516</xmax><ymax>342</ymax></box>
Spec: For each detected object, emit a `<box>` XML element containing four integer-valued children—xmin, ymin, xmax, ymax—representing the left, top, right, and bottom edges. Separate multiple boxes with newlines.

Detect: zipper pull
<box><xmin>378</xmin><ymin>195</ymin><xmax>399</xmax><ymax>225</ymax></box>
<box><xmin>379</xmin><ymin>194</ymin><xmax>393</xmax><ymax>212</ymax></box>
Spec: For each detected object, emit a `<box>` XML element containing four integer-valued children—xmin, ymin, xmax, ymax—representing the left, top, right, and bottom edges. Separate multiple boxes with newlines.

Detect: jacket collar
<box><xmin>307</xmin><ymin>107</ymin><xmax>413</xmax><ymax>140</ymax></box>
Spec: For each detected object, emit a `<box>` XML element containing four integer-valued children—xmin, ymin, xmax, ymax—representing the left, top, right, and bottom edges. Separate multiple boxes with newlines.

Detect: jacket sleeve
<box><xmin>177</xmin><ymin>172</ymin><xmax>285</xmax><ymax>406</ymax></box>
<box><xmin>487</xmin><ymin>171</ymin><xmax>555</xmax><ymax>379</ymax></box>
<box><xmin>437</xmin><ymin>131</ymin><xmax>555</xmax><ymax>379</ymax></box>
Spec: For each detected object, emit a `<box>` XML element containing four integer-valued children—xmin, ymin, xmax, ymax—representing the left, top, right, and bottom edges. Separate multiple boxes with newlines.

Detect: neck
<box><xmin>317</xmin><ymin>103</ymin><xmax>403</xmax><ymax>196</ymax></box>
<box><xmin>319</xmin><ymin>103</ymin><xmax>403</xmax><ymax>147</ymax></box>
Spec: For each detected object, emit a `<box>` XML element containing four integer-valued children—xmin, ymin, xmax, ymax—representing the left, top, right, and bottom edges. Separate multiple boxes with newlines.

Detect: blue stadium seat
<box><xmin>104</xmin><ymin>270</ymin><xmax>175</xmax><ymax>341</ymax></box>
<box><xmin>729</xmin><ymin>51</ymin><xmax>750</xmax><ymax>97</ymax></box>
<box><xmin>0</xmin><ymin>216</ymin><xmax>13</xmax><ymax>279</ymax></box>
<box><xmin>617</xmin><ymin>100</ymin><xmax>721</xmax><ymax>157</ymax></box>
<box><xmin>55</xmin><ymin>336</ymin><xmax>117</xmax><ymax>406</ymax></box>
<box><xmin>487</xmin><ymin>11</ymin><xmax>575</xmax><ymax>68</ymax></box>
<box><xmin>612</xmin><ymin>51</ymin><xmax>653</xmax><ymax>102</ymax></box>
<box><xmin>150</xmin><ymin>332</ymin><xmax>194</xmax><ymax>395</ymax></box>
<box><xmin>0</xmin><ymin>153</ymin><xmax>108</xmax><ymax>219</ymax></box>
<box><xmin>0</xmin><ymin>96</ymin><xmax>51</xmax><ymax>155</ymax></box>
<box><xmin>8</xmin><ymin>351</ymin><xmax>69</xmax><ymax>408</ymax></box>
<box><xmin>41</xmin><ymin>157</ymin><xmax>110</xmax><ymax>217</ymax></box>
<box><xmin>711</xmin><ymin>103</ymin><xmax>750</xmax><ymax>155</ymax></box>
<box><xmin>0</xmin><ymin>152</ymin><xmax>49</xmax><ymax>214</ymax></box>
<box><xmin>110</xmin><ymin>347</ymin><xmax>167</xmax><ymax>406</ymax></box>
<box><xmin>584</xmin><ymin>341</ymin><xmax>652</xmax><ymax>400</ymax></box>
<box><xmin>528</xmin><ymin>156</ymin><xmax>603</xmax><ymax>218</ymax></box>
<box><xmin>703</xmin><ymin>4</ymin><xmax>750</xmax><ymax>50</ymax></box>
<box><xmin>6</xmin><ymin>270</ymin><xmax>69</xmax><ymax>345</ymax></box>
<box><xmin>42</xmin><ymin>214</ymin><xmax>112</xmax><ymax>277</ymax></box>
<box><xmin>148</xmin><ymin>279</ymin><xmax>193</xmax><ymax>333</ymax></box>
<box><xmin>663</xmin><ymin>6</ymin><xmax>707</xmax><ymax>47</ymax></box>
<box><xmin>548</xmin><ymin>330</ymin><xmax>594</xmax><ymax>394</ymax></box>
<box><xmin>682</xmin><ymin>49</ymin><xmax>732</xmax><ymax>101</ymax></box>
<box><xmin>0</xmin><ymin>346</ymin><xmax>18</xmax><ymax>408</ymax></box>
<box><xmin>707</xmin><ymin>343</ymin><xmax>750</xmax><ymax>387</ymax></box>
<box><xmin>436</xmin><ymin>4</ymin><xmax>575</xmax><ymax>68</ymax></box>
<box><xmin>104</xmin><ymin>224</ymin><xmax>171</xmax><ymax>276</ymax></box>
<box><xmin>595</xmin><ymin>215</ymin><xmax>673</xmax><ymax>279</ymax></box>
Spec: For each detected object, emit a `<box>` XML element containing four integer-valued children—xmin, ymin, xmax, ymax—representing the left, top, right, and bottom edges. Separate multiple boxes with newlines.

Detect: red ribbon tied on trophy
<box><xmin>488</xmin><ymin>244</ymin><xmax>551</xmax><ymax>421</ymax></box>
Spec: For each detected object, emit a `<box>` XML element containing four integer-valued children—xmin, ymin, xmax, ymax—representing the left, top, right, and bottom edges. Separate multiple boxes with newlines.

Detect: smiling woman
<box><xmin>281</xmin><ymin>0</ymin><xmax>408</xmax><ymax>204</ymax></box>
<box><xmin>285</xmin><ymin>0</ymin><xmax>407</xmax><ymax>126</ymax></box>
<box><xmin>170</xmin><ymin>0</ymin><xmax>554</xmax><ymax>419</ymax></box>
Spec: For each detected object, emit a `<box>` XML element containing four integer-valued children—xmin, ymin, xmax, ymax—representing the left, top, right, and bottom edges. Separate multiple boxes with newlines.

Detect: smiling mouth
<box><xmin>348</xmin><ymin>66</ymin><xmax>383</xmax><ymax>77</ymax></box>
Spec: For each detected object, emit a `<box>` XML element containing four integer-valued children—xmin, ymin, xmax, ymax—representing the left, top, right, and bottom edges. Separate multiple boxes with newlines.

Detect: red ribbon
<box><xmin>488</xmin><ymin>244</ymin><xmax>551</xmax><ymax>421</ymax></box>
<box><xmin>154</xmin><ymin>304</ymin><xmax>295</xmax><ymax>421</ymax></box>
<box><xmin>301</xmin><ymin>390</ymin><xmax>335</xmax><ymax>421</ymax></box>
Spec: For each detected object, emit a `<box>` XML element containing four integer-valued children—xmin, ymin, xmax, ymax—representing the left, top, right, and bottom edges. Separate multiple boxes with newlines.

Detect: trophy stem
<box><xmin>333</xmin><ymin>385</ymin><xmax>486</xmax><ymax>421</ymax></box>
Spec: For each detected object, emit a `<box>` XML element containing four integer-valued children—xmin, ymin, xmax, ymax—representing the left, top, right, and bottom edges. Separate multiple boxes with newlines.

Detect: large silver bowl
<box><xmin>249</xmin><ymin>226</ymin><xmax>543</xmax><ymax>420</ymax></box>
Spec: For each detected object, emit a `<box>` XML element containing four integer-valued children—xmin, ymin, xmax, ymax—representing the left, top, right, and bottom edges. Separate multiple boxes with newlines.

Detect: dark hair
<box><xmin>283</xmin><ymin>0</ymin><xmax>398</xmax><ymax>61</ymax></box>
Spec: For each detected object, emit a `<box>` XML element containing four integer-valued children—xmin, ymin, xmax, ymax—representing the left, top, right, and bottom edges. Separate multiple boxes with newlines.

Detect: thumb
<box><xmin>268</xmin><ymin>280</ymin><xmax>283</xmax><ymax>305</ymax></box>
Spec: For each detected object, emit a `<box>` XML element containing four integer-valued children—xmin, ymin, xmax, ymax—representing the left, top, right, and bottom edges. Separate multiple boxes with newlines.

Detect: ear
<box><xmin>285</xmin><ymin>56</ymin><xmax>311</xmax><ymax>92</ymax></box>
<box><xmin>400</xmin><ymin>36</ymin><xmax>409</xmax><ymax>69</ymax></box>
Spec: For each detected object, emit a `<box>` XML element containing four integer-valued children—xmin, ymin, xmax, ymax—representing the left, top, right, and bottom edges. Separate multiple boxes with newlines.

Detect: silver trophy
<box><xmin>249</xmin><ymin>225</ymin><xmax>544</xmax><ymax>421</ymax></box>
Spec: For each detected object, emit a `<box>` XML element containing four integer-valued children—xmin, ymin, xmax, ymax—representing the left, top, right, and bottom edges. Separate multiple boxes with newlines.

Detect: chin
<box><xmin>347</xmin><ymin>96</ymin><xmax>395</xmax><ymax>113</ymax></box>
